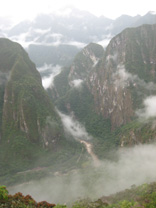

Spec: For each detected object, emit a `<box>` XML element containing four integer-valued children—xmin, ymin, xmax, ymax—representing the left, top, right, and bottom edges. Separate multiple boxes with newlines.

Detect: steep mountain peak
<box><xmin>0</xmin><ymin>38</ymin><xmax>63</xmax><ymax>148</ymax></box>
<box><xmin>68</xmin><ymin>42</ymin><xmax>104</xmax><ymax>84</ymax></box>
<box><xmin>89</xmin><ymin>24</ymin><xmax>156</xmax><ymax>129</ymax></box>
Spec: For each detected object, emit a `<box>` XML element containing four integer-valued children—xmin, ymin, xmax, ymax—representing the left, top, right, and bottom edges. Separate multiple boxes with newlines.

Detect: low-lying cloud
<box><xmin>58</xmin><ymin>110</ymin><xmax>91</xmax><ymax>141</ymax></box>
<box><xmin>65</xmin><ymin>41</ymin><xmax>86</xmax><ymax>48</ymax></box>
<box><xmin>37</xmin><ymin>64</ymin><xmax>62</xmax><ymax>89</ymax></box>
<box><xmin>113</xmin><ymin>64</ymin><xmax>156</xmax><ymax>91</ymax></box>
<box><xmin>7</xmin><ymin>27</ymin><xmax>86</xmax><ymax>49</ymax></box>
<box><xmin>97</xmin><ymin>35</ymin><xmax>112</xmax><ymax>48</ymax></box>
<box><xmin>70</xmin><ymin>79</ymin><xmax>83</xmax><ymax>88</ymax></box>
<box><xmin>113</xmin><ymin>65</ymin><xmax>135</xmax><ymax>88</ymax></box>
<box><xmin>136</xmin><ymin>96</ymin><xmax>156</xmax><ymax>120</ymax></box>
<box><xmin>9</xmin><ymin>143</ymin><xmax>156</xmax><ymax>205</ymax></box>
<box><xmin>113</xmin><ymin>65</ymin><xmax>156</xmax><ymax>123</ymax></box>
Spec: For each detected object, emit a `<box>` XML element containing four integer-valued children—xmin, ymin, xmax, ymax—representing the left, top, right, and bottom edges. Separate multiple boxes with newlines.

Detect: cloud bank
<box><xmin>9</xmin><ymin>144</ymin><xmax>156</xmax><ymax>204</ymax></box>
<box><xmin>8</xmin><ymin>27</ymin><xmax>86</xmax><ymax>49</ymax></box>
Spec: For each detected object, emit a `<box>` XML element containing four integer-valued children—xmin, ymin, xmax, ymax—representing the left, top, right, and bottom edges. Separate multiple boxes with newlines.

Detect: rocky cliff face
<box><xmin>52</xmin><ymin>24</ymin><xmax>156</xmax><ymax>149</ymax></box>
<box><xmin>52</xmin><ymin>42</ymin><xmax>104</xmax><ymax>99</ymax></box>
<box><xmin>0</xmin><ymin>38</ymin><xmax>62</xmax><ymax>149</ymax></box>
<box><xmin>68</xmin><ymin>42</ymin><xmax>104</xmax><ymax>82</ymax></box>
<box><xmin>88</xmin><ymin>24</ymin><xmax>156</xmax><ymax>129</ymax></box>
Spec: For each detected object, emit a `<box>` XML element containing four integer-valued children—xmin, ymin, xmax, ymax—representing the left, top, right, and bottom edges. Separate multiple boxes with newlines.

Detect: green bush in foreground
<box><xmin>0</xmin><ymin>186</ymin><xmax>55</xmax><ymax>208</ymax></box>
<box><xmin>1</xmin><ymin>182</ymin><xmax>156</xmax><ymax>207</ymax></box>
<box><xmin>0</xmin><ymin>186</ymin><xmax>8</xmax><ymax>200</ymax></box>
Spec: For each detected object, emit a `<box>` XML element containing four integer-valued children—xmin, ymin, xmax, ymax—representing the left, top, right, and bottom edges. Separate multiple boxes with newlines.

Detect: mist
<box><xmin>37</xmin><ymin>64</ymin><xmax>62</xmax><ymax>89</ymax></box>
<box><xmin>97</xmin><ymin>34</ymin><xmax>112</xmax><ymax>48</ymax></box>
<box><xmin>136</xmin><ymin>96</ymin><xmax>156</xmax><ymax>120</ymax></box>
<box><xmin>9</xmin><ymin>112</ymin><xmax>156</xmax><ymax>205</ymax></box>
<box><xmin>9</xmin><ymin>143</ymin><xmax>156</xmax><ymax>204</ymax></box>
<box><xmin>112</xmin><ymin>65</ymin><xmax>156</xmax><ymax>93</ymax></box>
<box><xmin>57</xmin><ymin>110</ymin><xmax>92</xmax><ymax>141</ymax></box>
<box><xmin>70</xmin><ymin>79</ymin><xmax>84</xmax><ymax>88</ymax></box>
<box><xmin>7</xmin><ymin>27</ymin><xmax>86</xmax><ymax>49</ymax></box>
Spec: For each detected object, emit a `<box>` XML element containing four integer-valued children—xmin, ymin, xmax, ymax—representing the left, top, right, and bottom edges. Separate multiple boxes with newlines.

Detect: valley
<box><xmin>0</xmin><ymin>7</ymin><xmax>156</xmax><ymax>208</ymax></box>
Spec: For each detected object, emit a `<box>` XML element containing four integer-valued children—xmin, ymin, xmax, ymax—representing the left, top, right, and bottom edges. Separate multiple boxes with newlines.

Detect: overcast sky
<box><xmin>1</xmin><ymin>0</ymin><xmax>156</xmax><ymax>23</ymax></box>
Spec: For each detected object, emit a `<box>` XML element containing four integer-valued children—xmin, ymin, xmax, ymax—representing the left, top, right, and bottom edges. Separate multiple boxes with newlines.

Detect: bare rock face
<box><xmin>68</xmin><ymin>42</ymin><xmax>104</xmax><ymax>83</ymax></box>
<box><xmin>88</xmin><ymin>24</ymin><xmax>156</xmax><ymax>129</ymax></box>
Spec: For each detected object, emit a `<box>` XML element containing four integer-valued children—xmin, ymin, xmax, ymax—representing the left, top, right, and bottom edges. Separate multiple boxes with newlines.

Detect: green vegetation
<box><xmin>1</xmin><ymin>25</ymin><xmax>156</xmax><ymax>205</ymax></box>
<box><xmin>50</xmin><ymin>42</ymin><xmax>118</xmax><ymax>159</ymax></box>
<box><xmin>0</xmin><ymin>186</ymin><xmax>8</xmax><ymax>200</ymax></box>
<box><xmin>1</xmin><ymin>182</ymin><xmax>156</xmax><ymax>207</ymax></box>
<box><xmin>121</xmin><ymin>25</ymin><xmax>156</xmax><ymax>82</ymax></box>
<box><xmin>0</xmin><ymin>187</ymin><xmax>56</xmax><ymax>207</ymax></box>
<box><xmin>68</xmin><ymin>182</ymin><xmax>156</xmax><ymax>208</ymax></box>
<box><xmin>0</xmin><ymin>132</ymin><xmax>86</xmax><ymax>186</ymax></box>
<box><xmin>0</xmin><ymin>87</ymin><xmax>4</xmax><ymax>130</ymax></box>
<box><xmin>52</xmin><ymin>67</ymin><xmax>71</xmax><ymax>98</ymax></box>
<box><xmin>0</xmin><ymin>38</ymin><xmax>86</xmax><ymax>186</ymax></box>
<box><xmin>50</xmin><ymin>24</ymin><xmax>156</xmax><ymax>162</ymax></box>
<box><xmin>73</xmin><ymin>43</ymin><xmax>104</xmax><ymax>78</ymax></box>
<box><xmin>115</xmin><ymin>118</ymin><xmax>156</xmax><ymax>146</ymax></box>
<box><xmin>54</xmin><ymin>81</ymin><xmax>118</xmax><ymax>159</ymax></box>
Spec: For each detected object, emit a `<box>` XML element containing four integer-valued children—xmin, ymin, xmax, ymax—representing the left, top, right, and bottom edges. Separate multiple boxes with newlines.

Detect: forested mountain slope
<box><xmin>52</xmin><ymin>24</ymin><xmax>156</xmax><ymax>155</ymax></box>
<box><xmin>0</xmin><ymin>38</ymin><xmax>82</xmax><ymax>183</ymax></box>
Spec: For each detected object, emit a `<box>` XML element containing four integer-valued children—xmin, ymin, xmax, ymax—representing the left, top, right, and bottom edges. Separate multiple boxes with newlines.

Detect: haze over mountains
<box><xmin>1</xmin><ymin>8</ymin><xmax>156</xmax><ymax>67</ymax></box>
<box><xmin>0</xmin><ymin>7</ymin><xmax>156</xmax><ymax>206</ymax></box>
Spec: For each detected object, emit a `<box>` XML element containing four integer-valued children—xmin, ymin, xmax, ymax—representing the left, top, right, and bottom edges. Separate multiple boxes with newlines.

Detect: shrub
<box><xmin>0</xmin><ymin>185</ymin><xmax>8</xmax><ymax>200</ymax></box>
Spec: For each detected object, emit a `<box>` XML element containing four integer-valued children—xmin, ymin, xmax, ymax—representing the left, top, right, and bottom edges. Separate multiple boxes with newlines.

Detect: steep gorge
<box><xmin>52</xmin><ymin>24</ymin><xmax>156</xmax><ymax>151</ymax></box>
<box><xmin>1</xmin><ymin>23</ymin><xmax>156</xmax><ymax>185</ymax></box>
<box><xmin>0</xmin><ymin>38</ymin><xmax>81</xmax><ymax>180</ymax></box>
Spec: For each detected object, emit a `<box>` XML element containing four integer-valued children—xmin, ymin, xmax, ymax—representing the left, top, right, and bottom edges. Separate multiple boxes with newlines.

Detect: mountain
<box><xmin>1</xmin><ymin>8</ymin><xmax>156</xmax><ymax>67</ymax></box>
<box><xmin>0</xmin><ymin>38</ymin><xmax>83</xmax><ymax>182</ymax></box>
<box><xmin>0</xmin><ymin>38</ymin><xmax>63</xmax><ymax>147</ymax></box>
<box><xmin>1</xmin><ymin>9</ymin><xmax>156</xmax><ymax>186</ymax></box>
<box><xmin>133</xmin><ymin>11</ymin><xmax>156</xmax><ymax>27</ymax></box>
<box><xmin>52</xmin><ymin>24</ymin><xmax>156</xmax><ymax>156</ymax></box>
<box><xmin>89</xmin><ymin>24</ymin><xmax>156</xmax><ymax>128</ymax></box>
<box><xmin>110</xmin><ymin>14</ymin><xmax>141</xmax><ymax>35</ymax></box>
<box><xmin>89</xmin><ymin>24</ymin><xmax>156</xmax><ymax>132</ymax></box>
<box><xmin>52</xmin><ymin>42</ymin><xmax>104</xmax><ymax>98</ymax></box>
<box><xmin>1</xmin><ymin>21</ymin><xmax>156</xmax><ymax>205</ymax></box>
<box><xmin>52</xmin><ymin>42</ymin><xmax>104</xmax><ymax>107</ymax></box>
<box><xmin>51</xmin><ymin>43</ymin><xmax>116</xmax><ymax>158</ymax></box>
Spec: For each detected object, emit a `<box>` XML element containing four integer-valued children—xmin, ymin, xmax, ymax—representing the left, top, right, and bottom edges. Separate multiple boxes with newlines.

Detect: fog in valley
<box><xmin>9</xmin><ymin>56</ymin><xmax>156</xmax><ymax>204</ymax></box>
<box><xmin>9</xmin><ymin>143</ymin><xmax>156</xmax><ymax>204</ymax></box>
<box><xmin>9</xmin><ymin>111</ymin><xmax>156</xmax><ymax>204</ymax></box>
<box><xmin>1</xmin><ymin>1</ymin><xmax>156</xmax><ymax>206</ymax></box>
